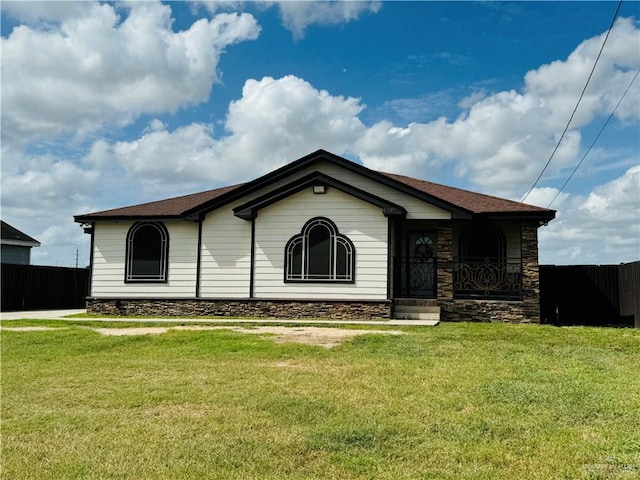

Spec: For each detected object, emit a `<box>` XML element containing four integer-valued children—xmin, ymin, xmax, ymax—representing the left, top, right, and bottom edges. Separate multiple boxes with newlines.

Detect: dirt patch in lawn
<box><xmin>92</xmin><ymin>325</ymin><xmax>403</xmax><ymax>348</ymax></box>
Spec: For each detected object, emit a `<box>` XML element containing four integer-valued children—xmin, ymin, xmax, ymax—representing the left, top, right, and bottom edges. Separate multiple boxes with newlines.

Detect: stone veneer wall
<box><xmin>86</xmin><ymin>298</ymin><xmax>391</xmax><ymax>319</ymax></box>
<box><xmin>519</xmin><ymin>221</ymin><xmax>541</xmax><ymax>322</ymax></box>
<box><xmin>438</xmin><ymin>298</ymin><xmax>540</xmax><ymax>324</ymax></box>
<box><xmin>436</xmin><ymin>222</ymin><xmax>454</xmax><ymax>303</ymax></box>
<box><xmin>436</xmin><ymin>220</ymin><xmax>541</xmax><ymax>324</ymax></box>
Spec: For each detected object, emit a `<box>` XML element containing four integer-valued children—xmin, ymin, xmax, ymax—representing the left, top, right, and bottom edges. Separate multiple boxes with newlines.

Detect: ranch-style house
<box><xmin>75</xmin><ymin>149</ymin><xmax>555</xmax><ymax>323</ymax></box>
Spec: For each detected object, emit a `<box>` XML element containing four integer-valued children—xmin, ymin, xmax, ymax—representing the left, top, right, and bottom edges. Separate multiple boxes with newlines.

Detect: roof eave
<box><xmin>1</xmin><ymin>239</ymin><xmax>41</xmax><ymax>248</ymax></box>
<box><xmin>74</xmin><ymin>214</ymin><xmax>187</xmax><ymax>223</ymax></box>
<box><xmin>481</xmin><ymin>210</ymin><xmax>556</xmax><ymax>222</ymax></box>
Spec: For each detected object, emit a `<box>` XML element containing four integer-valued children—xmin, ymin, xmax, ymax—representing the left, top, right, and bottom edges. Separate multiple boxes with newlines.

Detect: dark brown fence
<box><xmin>540</xmin><ymin>262</ymin><xmax>639</xmax><ymax>327</ymax></box>
<box><xmin>1</xmin><ymin>263</ymin><xmax>90</xmax><ymax>311</ymax></box>
<box><xmin>618</xmin><ymin>261</ymin><xmax>640</xmax><ymax>328</ymax></box>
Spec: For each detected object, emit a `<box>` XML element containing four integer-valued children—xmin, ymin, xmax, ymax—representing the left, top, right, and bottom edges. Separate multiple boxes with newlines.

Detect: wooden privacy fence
<box><xmin>1</xmin><ymin>263</ymin><xmax>90</xmax><ymax>311</ymax></box>
<box><xmin>540</xmin><ymin>261</ymin><xmax>640</xmax><ymax>327</ymax></box>
<box><xmin>619</xmin><ymin>261</ymin><xmax>640</xmax><ymax>328</ymax></box>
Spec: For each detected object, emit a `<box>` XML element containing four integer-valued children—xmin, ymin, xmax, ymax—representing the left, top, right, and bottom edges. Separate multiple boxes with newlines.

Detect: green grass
<box><xmin>2</xmin><ymin>322</ymin><xmax>639</xmax><ymax>479</ymax></box>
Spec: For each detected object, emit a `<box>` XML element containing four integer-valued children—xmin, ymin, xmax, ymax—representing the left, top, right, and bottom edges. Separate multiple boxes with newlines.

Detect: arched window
<box><xmin>459</xmin><ymin>221</ymin><xmax>506</xmax><ymax>262</ymax></box>
<box><xmin>285</xmin><ymin>217</ymin><xmax>354</xmax><ymax>282</ymax></box>
<box><xmin>125</xmin><ymin>222</ymin><xmax>169</xmax><ymax>282</ymax></box>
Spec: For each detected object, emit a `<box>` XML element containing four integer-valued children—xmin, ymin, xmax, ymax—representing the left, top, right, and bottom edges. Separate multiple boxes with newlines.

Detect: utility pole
<box><xmin>75</xmin><ymin>249</ymin><xmax>79</xmax><ymax>269</ymax></box>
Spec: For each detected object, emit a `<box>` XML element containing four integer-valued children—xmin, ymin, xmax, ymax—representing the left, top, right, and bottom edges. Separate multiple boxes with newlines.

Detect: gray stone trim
<box><xmin>439</xmin><ymin>299</ymin><xmax>540</xmax><ymax>323</ymax></box>
<box><xmin>86</xmin><ymin>298</ymin><xmax>391</xmax><ymax>319</ymax></box>
<box><xmin>520</xmin><ymin>220</ymin><xmax>541</xmax><ymax>322</ymax></box>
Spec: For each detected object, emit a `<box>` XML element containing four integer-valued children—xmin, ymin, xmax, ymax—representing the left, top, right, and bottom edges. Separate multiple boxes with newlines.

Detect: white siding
<box><xmin>91</xmin><ymin>160</ymin><xmax>451</xmax><ymax>300</ymax></box>
<box><xmin>199</xmin><ymin>207</ymin><xmax>251</xmax><ymax>298</ymax></box>
<box><xmin>197</xmin><ymin>160</ymin><xmax>450</xmax><ymax>299</ymax></box>
<box><xmin>253</xmin><ymin>187</ymin><xmax>388</xmax><ymax>300</ymax></box>
<box><xmin>263</xmin><ymin>161</ymin><xmax>452</xmax><ymax>220</ymax></box>
<box><xmin>91</xmin><ymin>221</ymin><xmax>198</xmax><ymax>297</ymax></box>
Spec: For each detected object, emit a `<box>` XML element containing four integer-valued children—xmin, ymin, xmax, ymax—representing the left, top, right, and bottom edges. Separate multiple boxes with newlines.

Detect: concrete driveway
<box><xmin>0</xmin><ymin>309</ymin><xmax>86</xmax><ymax>320</ymax></box>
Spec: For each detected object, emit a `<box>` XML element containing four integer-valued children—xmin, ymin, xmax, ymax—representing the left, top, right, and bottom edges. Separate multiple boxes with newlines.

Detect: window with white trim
<box><xmin>125</xmin><ymin>222</ymin><xmax>169</xmax><ymax>282</ymax></box>
<box><xmin>285</xmin><ymin>217</ymin><xmax>354</xmax><ymax>282</ymax></box>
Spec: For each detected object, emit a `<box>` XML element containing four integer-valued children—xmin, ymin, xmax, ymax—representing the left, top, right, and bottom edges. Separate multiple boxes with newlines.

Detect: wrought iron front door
<box><xmin>404</xmin><ymin>232</ymin><xmax>436</xmax><ymax>297</ymax></box>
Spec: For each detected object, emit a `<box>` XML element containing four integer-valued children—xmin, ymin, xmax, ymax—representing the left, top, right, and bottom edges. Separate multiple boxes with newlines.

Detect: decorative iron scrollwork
<box><xmin>394</xmin><ymin>256</ymin><xmax>435</xmax><ymax>298</ymax></box>
<box><xmin>453</xmin><ymin>258</ymin><xmax>522</xmax><ymax>300</ymax></box>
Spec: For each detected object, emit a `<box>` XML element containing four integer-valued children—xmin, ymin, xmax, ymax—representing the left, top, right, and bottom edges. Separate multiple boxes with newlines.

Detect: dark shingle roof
<box><xmin>75</xmin><ymin>184</ymin><xmax>243</xmax><ymax>220</ymax></box>
<box><xmin>381</xmin><ymin>172</ymin><xmax>552</xmax><ymax>215</ymax></box>
<box><xmin>1</xmin><ymin>221</ymin><xmax>41</xmax><ymax>245</ymax></box>
<box><xmin>75</xmin><ymin>151</ymin><xmax>554</xmax><ymax>222</ymax></box>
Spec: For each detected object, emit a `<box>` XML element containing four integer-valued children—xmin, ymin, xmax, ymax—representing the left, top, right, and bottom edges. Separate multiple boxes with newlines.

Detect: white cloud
<box><xmin>522</xmin><ymin>187</ymin><xmax>569</xmax><ymax>210</ymax></box>
<box><xmin>0</xmin><ymin>1</ymin><xmax>97</xmax><ymax>24</ymax></box>
<box><xmin>1</xmin><ymin>150</ymin><xmax>100</xmax><ymax>216</ymax></box>
<box><xmin>539</xmin><ymin>166</ymin><xmax>640</xmax><ymax>264</ymax></box>
<box><xmin>354</xmin><ymin>17</ymin><xmax>640</xmax><ymax>197</ymax></box>
<box><xmin>0</xmin><ymin>146</ymin><xmax>100</xmax><ymax>267</ymax></box>
<box><xmin>581</xmin><ymin>166</ymin><xmax>640</xmax><ymax>220</ymax></box>
<box><xmin>457</xmin><ymin>90</ymin><xmax>488</xmax><ymax>110</ymax></box>
<box><xmin>374</xmin><ymin>89</ymin><xmax>462</xmax><ymax>125</ymax></box>
<box><xmin>111</xmin><ymin>122</ymin><xmax>222</xmax><ymax>186</ymax></box>
<box><xmin>1</xmin><ymin>2</ymin><xmax>260</xmax><ymax>146</ymax></box>
<box><xmin>220</xmin><ymin>75</ymin><xmax>366</xmax><ymax>174</ymax></box>
<box><xmin>89</xmin><ymin>75</ymin><xmax>367</xmax><ymax>189</ymax></box>
<box><xmin>277</xmin><ymin>1</ymin><xmax>381</xmax><ymax>39</ymax></box>
<box><xmin>524</xmin><ymin>17</ymin><xmax>640</xmax><ymax>126</ymax></box>
<box><xmin>192</xmin><ymin>1</ymin><xmax>381</xmax><ymax>38</ymax></box>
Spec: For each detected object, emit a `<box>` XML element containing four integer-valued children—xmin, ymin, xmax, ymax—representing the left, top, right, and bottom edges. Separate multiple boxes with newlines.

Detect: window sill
<box><xmin>284</xmin><ymin>279</ymin><xmax>355</xmax><ymax>284</ymax></box>
<box><xmin>125</xmin><ymin>279</ymin><xmax>168</xmax><ymax>284</ymax></box>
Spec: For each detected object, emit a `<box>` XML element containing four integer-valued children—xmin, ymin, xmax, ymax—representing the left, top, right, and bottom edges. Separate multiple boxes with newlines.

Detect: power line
<box><xmin>547</xmin><ymin>67</ymin><xmax>640</xmax><ymax>208</ymax></box>
<box><xmin>521</xmin><ymin>0</ymin><xmax>624</xmax><ymax>203</ymax></box>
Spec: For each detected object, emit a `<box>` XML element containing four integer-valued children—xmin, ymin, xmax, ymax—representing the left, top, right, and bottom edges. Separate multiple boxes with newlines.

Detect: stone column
<box><xmin>520</xmin><ymin>220</ymin><xmax>541</xmax><ymax>323</ymax></box>
<box><xmin>436</xmin><ymin>222</ymin><xmax>454</xmax><ymax>302</ymax></box>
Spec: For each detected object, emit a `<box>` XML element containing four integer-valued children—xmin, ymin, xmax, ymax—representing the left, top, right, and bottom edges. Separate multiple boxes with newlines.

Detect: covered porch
<box><xmin>390</xmin><ymin>218</ymin><xmax>541</xmax><ymax>323</ymax></box>
<box><xmin>391</xmin><ymin>219</ymin><xmax>524</xmax><ymax>301</ymax></box>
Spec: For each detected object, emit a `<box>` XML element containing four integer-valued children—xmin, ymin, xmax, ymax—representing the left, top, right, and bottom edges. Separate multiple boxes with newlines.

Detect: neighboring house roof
<box><xmin>0</xmin><ymin>221</ymin><xmax>41</xmax><ymax>247</ymax></box>
<box><xmin>75</xmin><ymin>149</ymin><xmax>555</xmax><ymax>223</ymax></box>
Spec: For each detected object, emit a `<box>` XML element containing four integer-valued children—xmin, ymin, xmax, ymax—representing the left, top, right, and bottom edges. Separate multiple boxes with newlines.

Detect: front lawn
<box><xmin>1</xmin><ymin>321</ymin><xmax>639</xmax><ymax>479</ymax></box>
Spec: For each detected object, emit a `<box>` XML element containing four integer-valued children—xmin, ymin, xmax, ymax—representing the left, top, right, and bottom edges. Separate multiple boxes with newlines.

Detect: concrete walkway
<box><xmin>0</xmin><ymin>309</ymin><xmax>86</xmax><ymax>320</ymax></box>
<box><xmin>0</xmin><ymin>309</ymin><xmax>438</xmax><ymax>326</ymax></box>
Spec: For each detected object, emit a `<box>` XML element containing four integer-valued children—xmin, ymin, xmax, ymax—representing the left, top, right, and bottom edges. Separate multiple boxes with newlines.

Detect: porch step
<box><xmin>393</xmin><ymin>298</ymin><xmax>438</xmax><ymax>307</ymax></box>
<box><xmin>393</xmin><ymin>303</ymin><xmax>441</xmax><ymax>321</ymax></box>
<box><xmin>394</xmin><ymin>305</ymin><xmax>441</xmax><ymax>314</ymax></box>
<box><xmin>394</xmin><ymin>312</ymin><xmax>440</xmax><ymax>321</ymax></box>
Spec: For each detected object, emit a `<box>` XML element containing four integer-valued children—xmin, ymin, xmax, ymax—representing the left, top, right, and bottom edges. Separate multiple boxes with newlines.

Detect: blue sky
<box><xmin>1</xmin><ymin>1</ymin><xmax>639</xmax><ymax>267</ymax></box>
